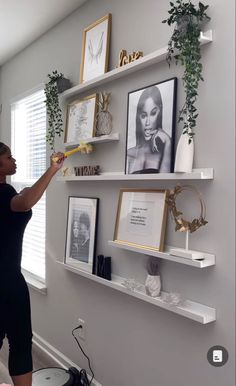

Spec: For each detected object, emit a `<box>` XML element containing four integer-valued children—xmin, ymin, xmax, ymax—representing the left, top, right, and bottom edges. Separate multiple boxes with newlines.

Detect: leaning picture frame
<box><xmin>65</xmin><ymin>197</ymin><xmax>99</xmax><ymax>273</ymax></box>
<box><xmin>64</xmin><ymin>94</ymin><xmax>98</xmax><ymax>144</ymax></box>
<box><xmin>125</xmin><ymin>77</ymin><xmax>177</xmax><ymax>174</ymax></box>
<box><xmin>113</xmin><ymin>189</ymin><xmax>168</xmax><ymax>252</ymax></box>
<box><xmin>80</xmin><ymin>13</ymin><xmax>112</xmax><ymax>83</ymax></box>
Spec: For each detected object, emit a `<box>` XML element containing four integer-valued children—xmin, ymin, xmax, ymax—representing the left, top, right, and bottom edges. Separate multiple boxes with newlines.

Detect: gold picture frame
<box><xmin>80</xmin><ymin>13</ymin><xmax>112</xmax><ymax>83</ymax></box>
<box><xmin>113</xmin><ymin>189</ymin><xmax>168</xmax><ymax>252</ymax></box>
<box><xmin>64</xmin><ymin>93</ymin><xmax>98</xmax><ymax>144</ymax></box>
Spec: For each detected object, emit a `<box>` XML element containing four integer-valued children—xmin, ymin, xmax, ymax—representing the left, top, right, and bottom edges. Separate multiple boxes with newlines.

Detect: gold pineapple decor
<box><xmin>96</xmin><ymin>92</ymin><xmax>113</xmax><ymax>136</ymax></box>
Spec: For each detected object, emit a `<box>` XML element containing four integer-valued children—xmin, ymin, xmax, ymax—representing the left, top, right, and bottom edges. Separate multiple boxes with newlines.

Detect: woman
<box><xmin>0</xmin><ymin>142</ymin><xmax>64</xmax><ymax>386</ymax></box>
<box><xmin>126</xmin><ymin>85</ymin><xmax>172</xmax><ymax>174</ymax></box>
<box><xmin>70</xmin><ymin>213</ymin><xmax>90</xmax><ymax>263</ymax></box>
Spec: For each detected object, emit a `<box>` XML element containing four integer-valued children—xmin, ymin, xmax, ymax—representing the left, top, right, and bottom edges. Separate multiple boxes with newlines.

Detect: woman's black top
<box><xmin>0</xmin><ymin>183</ymin><xmax>32</xmax><ymax>272</ymax></box>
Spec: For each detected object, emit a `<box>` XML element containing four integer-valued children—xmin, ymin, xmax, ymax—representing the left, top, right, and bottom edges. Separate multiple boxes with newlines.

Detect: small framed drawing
<box><xmin>64</xmin><ymin>94</ymin><xmax>98</xmax><ymax>144</ymax></box>
<box><xmin>125</xmin><ymin>77</ymin><xmax>177</xmax><ymax>174</ymax></box>
<box><xmin>113</xmin><ymin>189</ymin><xmax>168</xmax><ymax>252</ymax></box>
<box><xmin>80</xmin><ymin>13</ymin><xmax>112</xmax><ymax>83</ymax></box>
<box><xmin>65</xmin><ymin>197</ymin><xmax>99</xmax><ymax>273</ymax></box>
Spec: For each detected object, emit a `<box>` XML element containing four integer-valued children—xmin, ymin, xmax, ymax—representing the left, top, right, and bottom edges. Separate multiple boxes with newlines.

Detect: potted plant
<box><xmin>162</xmin><ymin>0</ymin><xmax>210</xmax><ymax>172</ymax></box>
<box><xmin>44</xmin><ymin>70</ymin><xmax>71</xmax><ymax>150</ymax></box>
<box><xmin>145</xmin><ymin>257</ymin><xmax>161</xmax><ymax>297</ymax></box>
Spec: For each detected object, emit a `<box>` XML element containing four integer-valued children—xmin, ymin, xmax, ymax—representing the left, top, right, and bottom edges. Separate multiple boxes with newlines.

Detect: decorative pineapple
<box><xmin>96</xmin><ymin>92</ymin><xmax>113</xmax><ymax>136</ymax></box>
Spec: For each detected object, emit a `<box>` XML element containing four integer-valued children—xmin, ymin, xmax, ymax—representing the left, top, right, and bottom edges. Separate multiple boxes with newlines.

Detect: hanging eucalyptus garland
<box><xmin>163</xmin><ymin>0</ymin><xmax>210</xmax><ymax>143</ymax></box>
<box><xmin>44</xmin><ymin>70</ymin><xmax>64</xmax><ymax>151</ymax></box>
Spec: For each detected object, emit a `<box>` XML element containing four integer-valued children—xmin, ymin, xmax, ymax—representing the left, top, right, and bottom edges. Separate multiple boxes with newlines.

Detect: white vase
<box><xmin>174</xmin><ymin>133</ymin><xmax>194</xmax><ymax>173</ymax></box>
<box><xmin>145</xmin><ymin>275</ymin><xmax>161</xmax><ymax>297</ymax></box>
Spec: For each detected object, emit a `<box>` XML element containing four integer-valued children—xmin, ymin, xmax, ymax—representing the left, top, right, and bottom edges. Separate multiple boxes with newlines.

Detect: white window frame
<box><xmin>11</xmin><ymin>84</ymin><xmax>47</xmax><ymax>288</ymax></box>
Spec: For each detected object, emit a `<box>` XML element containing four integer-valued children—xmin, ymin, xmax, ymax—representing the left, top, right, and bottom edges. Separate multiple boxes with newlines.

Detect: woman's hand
<box><xmin>50</xmin><ymin>152</ymin><xmax>65</xmax><ymax>170</ymax></box>
<box><xmin>151</xmin><ymin>130</ymin><xmax>170</xmax><ymax>153</ymax></box>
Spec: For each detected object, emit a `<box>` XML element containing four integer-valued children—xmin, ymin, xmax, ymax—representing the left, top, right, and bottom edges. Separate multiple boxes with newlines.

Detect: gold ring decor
<box><xmin>166</xmin><ymin>185</ymin><xmax>208</xmax><ymax>233</ymax></box>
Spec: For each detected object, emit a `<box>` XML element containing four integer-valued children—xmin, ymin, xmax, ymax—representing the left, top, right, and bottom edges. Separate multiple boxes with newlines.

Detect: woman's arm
<box><xmin>152</xmin><ymin>130</ymin><xmax>171</xmax><ymax>173</ymax></box>
<box><xmin>159</xmin><ymin>131</ymin><xmax>171</xmax><ymax>172</ymax></box>
<box><xmin>10</xmin><ymin>152</ymin><xmax>65</xmax><ymax>212</ymax></box>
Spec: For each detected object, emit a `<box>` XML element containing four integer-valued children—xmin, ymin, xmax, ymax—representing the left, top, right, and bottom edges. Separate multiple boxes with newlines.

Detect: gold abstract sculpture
<box><xmin>166</xmin><ymin>185</ymin><xmax>208</xmax><ymax>233</ymax></box>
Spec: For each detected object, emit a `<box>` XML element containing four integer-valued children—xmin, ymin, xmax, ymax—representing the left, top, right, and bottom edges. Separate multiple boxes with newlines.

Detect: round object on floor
<box><xmin>32</xmin><ymin>367</ymin><xmax>74</xmax><ymax>386</ymax></box>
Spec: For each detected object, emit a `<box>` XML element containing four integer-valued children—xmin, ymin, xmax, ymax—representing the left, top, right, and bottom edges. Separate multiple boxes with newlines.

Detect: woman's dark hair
<box><xmin>0</xmin><ymin>142</ymin><xmax>9</xmax><ymax>156</ymax></box>
<box><xmin>79</xmin><ymin>212</ymin><xmax>90</xmax><ymax>230</ymax></box>
<box><xmin>135</xmin><ymin>86</ymin><xmax>163</xmax><ymax>146</ymax></box>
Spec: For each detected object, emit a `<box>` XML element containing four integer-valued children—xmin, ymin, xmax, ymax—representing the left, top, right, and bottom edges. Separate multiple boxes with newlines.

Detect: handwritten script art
<box><xmin>88</xmin><ymin>32</ymin><xmax>104</xmax><ymax>64</ymax></box>
<box><xmin>118</xmin><ymin>49</ymin><xmax>143</xmax><ymax>67</ymax></box>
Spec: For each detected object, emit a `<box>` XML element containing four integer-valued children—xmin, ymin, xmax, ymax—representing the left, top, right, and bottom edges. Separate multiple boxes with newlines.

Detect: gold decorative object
<box><xmin>118</xmin><ymin>49</ymin><xmax>143</xmax><ymax>67</ymax></box>
<box><xmin>62</xmin><ymin>167</ymin><xmax>71</xmax><ymax>177</ymax></box>
<box><xmin>166</xmin><ymin>185</ymin><xmax>208</xmax><ymax>233</ymax></box>
<box><xmin>96</xmin><ymin>92</ymin><xmax>113</xmax><ymax>136</ymax></box>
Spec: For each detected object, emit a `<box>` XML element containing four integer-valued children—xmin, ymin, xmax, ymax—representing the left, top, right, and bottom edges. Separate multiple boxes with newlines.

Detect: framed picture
<box><xmin>113</xmin><ymin>189</ymin><xmax>168</xmax><ymax>252</ymax></box>
<box><xmin>125</xmin><ymin>77</ymin><xmax>177</xmax><ymax>174</ymax></box>
<box><xmin>64</xmin><ymin>94</ymin><xmax>98</xmax><ymax>144</ymax></box>
<box><xmin>80</xmin><ymin>13</ymin><xmax>112</xmax><ymax>83</ymax></box>
<box><xmin>65</xmin><ymin>197</ymin><xmax>99</xmax><ymax>273</ymax></box>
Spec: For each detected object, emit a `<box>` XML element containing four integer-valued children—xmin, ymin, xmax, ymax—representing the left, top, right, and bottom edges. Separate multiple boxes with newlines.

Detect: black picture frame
<box><xmin>64</xmin><ymin>197</ymin><xmax>99</xmax><ymax>274</ymax></box>
<box><xmin>125</xmin><ymin>77</ymin><xmax>177</xmax><ymax>174</ymax></box>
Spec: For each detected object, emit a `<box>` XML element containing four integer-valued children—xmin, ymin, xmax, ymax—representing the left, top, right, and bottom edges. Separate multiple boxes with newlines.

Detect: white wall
<box><xmin>0</xmin><ymin>0</ymin><xmax>235</xmax><ymax>385</ymax></box>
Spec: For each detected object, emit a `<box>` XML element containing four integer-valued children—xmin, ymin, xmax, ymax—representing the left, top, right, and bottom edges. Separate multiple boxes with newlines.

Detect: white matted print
<box><xmin>80</xmin><ymin>14</ymin><xmax>112</xmax><ymax>83</ymax></box>
<box><xmin>114</xmin><ymin>189</ymin><xmax>168</xmax><ymax>252</ymax></box>
<box><xmin>64</xmin><ymin>94</ymin><xmax>98</xmax><ymax>143</ymax></box>
<box><xmin>65</xmin><ymin>197</ymin><xmax>99</xmax><ymax>273</ymax></box>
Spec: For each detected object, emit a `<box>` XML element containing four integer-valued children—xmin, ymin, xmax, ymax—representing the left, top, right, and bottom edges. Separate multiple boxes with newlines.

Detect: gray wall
<box><xmin>0</xmin><ymin>0</ymin><xmax>235</xmax><ymax>385</ymax></box>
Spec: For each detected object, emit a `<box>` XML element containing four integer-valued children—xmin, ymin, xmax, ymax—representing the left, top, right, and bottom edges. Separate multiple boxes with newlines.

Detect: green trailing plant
<box><xmin>163</xmin><ymin>0</ymin><xmax>210</xmax><ymax>143</ymax></box>
<box><xmin>44</xmin><ymin>70</ymin><xmax>64</xmax><ymax>150</ymax></box>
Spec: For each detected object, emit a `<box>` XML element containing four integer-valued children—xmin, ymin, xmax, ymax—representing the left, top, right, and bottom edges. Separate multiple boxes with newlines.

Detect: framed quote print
<box><xmin>64</xmin><ymin>94</ymin><xmax>98</xmax><ymax>144</ymax></box>
<box><xmin>80</xmin><ymin>14</ymin><xmax>112</xmax><ymax>83</ymax></box>
<box><xmin>65</xmin><ymin>197</ymin><xmax>99</xmax><ymax>274</ymax></box>
<box><xmin>125</xmin><ymin>77</ymin><xmax>177</xmax><ymax>174</ymax></box>
<box><xmin>113</xmin><ymin>189</ymin><xmax>168</xmax><ymax>252</ymax></box>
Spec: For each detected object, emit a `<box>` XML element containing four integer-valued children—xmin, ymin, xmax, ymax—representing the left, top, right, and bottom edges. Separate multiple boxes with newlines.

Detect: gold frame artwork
<box><xmin>64</xmin><ymin>93</ymin><xmax>98</xmax><ymax>144</ymax></box>
<box><xmin>80</xmin><ymin>14</ymin><xmax>112</xmax><ymax>83</ymax></box>
<box><xmin>113</xmin><ymin>189</ymin><xmax>169</xmax><ymax>252</ymax></box>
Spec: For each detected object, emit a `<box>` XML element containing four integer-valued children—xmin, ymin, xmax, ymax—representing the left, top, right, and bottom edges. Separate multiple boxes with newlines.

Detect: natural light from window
<box><xmin>11</xmin><ymin>88</ymin><xmax>46</xmax><ymax>281</ymax></box>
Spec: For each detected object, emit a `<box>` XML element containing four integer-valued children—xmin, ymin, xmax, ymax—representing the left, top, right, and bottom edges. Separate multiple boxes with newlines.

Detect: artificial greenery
<box><xmin>146</xmin><ymin>257</ymin><xmax>160</xmax><ymax>276</ymax></box>
<box><xmin>163</xmin><ymin>0</ymin><xmax>210</xmax><ymax>143</ymax></box>
<box><xmin>44</xmin><ymin>70</ymin><xmax>64</xmax><ymax>150</ymax></box>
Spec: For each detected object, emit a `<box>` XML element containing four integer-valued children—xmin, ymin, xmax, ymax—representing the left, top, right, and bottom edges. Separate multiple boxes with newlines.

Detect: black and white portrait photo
<box><xmin>65</xmin><ymin>197</ymin><xmax>99</xmax><ymax>273</ymax></box>
<box><xmin>125</xmin><ymin>78</ymin><xmax>177</xmax><ymax>174</ymax></box>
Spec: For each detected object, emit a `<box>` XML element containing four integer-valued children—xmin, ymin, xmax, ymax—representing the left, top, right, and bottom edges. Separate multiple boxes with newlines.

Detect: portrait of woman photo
<box><xmin>126</xmin><ymin>78</ymin><xmax>177</xmax><ymax>174</ymax></box>
<box><xmin>70</xmin><ymin>211</ymin><xmax>90</xmax><ymax>263</ymax></box>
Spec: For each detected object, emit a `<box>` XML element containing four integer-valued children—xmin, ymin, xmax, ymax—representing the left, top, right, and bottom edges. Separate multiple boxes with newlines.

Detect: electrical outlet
<box><xmin>77</xmin><ymin>318</ymin><xmax>86</xmax><ymax>340</ymax></box>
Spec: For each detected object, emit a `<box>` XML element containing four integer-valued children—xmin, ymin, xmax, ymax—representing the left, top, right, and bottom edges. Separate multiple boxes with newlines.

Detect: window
<box><xmin>11</xmin><ymin>87</ymin><xmax>46</xmax><ymax>280</ymax></box>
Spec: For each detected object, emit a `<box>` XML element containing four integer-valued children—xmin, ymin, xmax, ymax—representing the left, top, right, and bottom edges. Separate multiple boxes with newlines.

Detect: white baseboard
<box><xmin>33</xmin><ymin>331</ymin><xmax>102</xmax><ymax>386</ymax></box>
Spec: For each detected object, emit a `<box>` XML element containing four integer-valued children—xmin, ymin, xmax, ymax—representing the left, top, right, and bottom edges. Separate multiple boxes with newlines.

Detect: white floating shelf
<box><xmin>57</xmin><ymin>261</ymin><xmax>216</xmax><ymax>324</ymax></box>
<box><xmin>57</xmin><ymin>168</ymin><xmax>213</xmax><ymax>182</ymax></box>
<box><xmin>64</xmin><ymin>133</ymin><xmax>120</xmax><ymax>148</ymax></box>
<box><xmin>61</xmin><ymin>30</ymin><xmax>213</xmax><ymax>100</ymax></box>
<box><xmin>108</xmin><ymin>241</ymin><xmax>215</xmax><ymax>268</ymax></box>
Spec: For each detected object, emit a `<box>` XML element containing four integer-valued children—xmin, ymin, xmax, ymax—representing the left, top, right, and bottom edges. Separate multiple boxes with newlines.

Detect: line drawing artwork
<box><xmin>69</xmin><ymin>100</ymin><xmax>90</xmax><ymax>139</ymax></box>
<box><xmin>88</xmin><ymin>32</ymin><xmax>104</xmax><ymax>63</ymax></box>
